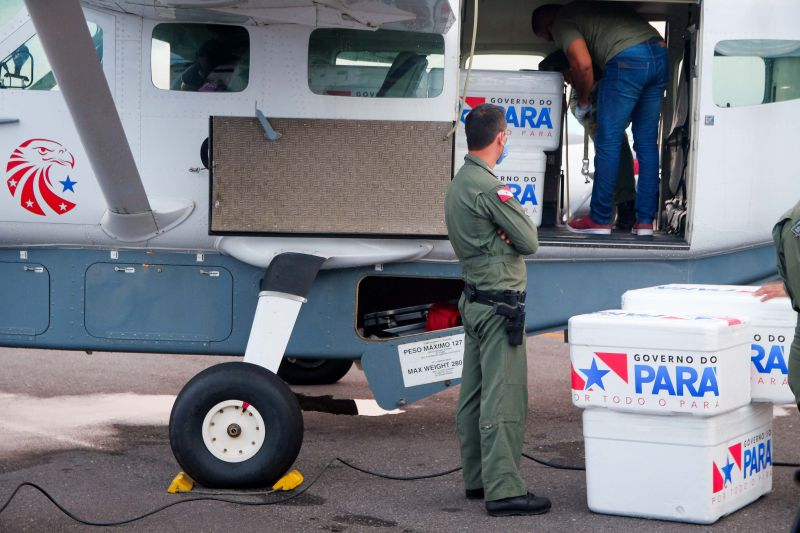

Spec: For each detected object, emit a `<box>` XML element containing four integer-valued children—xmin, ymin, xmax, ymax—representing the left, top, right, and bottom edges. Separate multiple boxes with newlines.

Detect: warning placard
<box><xmin>398</xmin><ymin>334</ymin><xmax>465</xmax><ymax>388</ymax></box>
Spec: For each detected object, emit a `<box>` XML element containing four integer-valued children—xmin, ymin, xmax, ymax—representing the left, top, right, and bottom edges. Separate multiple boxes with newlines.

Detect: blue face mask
<box><xmin>496</xmin><ymin>141</ymin><xmax>509</xmax><ymax>166</ymax></box>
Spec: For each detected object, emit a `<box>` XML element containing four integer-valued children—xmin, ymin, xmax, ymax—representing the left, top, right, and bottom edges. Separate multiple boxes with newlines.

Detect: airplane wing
<box><xmin>23</xmin><ymin>0</ymin><xmax>194</xmax><ymax>242</ymax></box>
<box><xmin>81</xmin><ymin>0</ymin><xmax>456</xmax><ymax>34</ymax></box>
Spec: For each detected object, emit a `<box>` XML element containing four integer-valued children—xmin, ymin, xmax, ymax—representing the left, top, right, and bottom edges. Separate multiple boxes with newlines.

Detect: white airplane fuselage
<box><xmin>0</xmin><ymin>0</ymin><xmax>797</xmax><ymax>376</ymax></box>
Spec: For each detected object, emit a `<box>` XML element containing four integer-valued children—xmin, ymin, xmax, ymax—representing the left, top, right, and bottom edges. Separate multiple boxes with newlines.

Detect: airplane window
<box><xmin>308</xmin><ymin>28</ymin><xmax>444</xmax><ymax>98</ymax></box>
<box><xmin>151</xmin><ymin>24</ymin><xmax>249</xmax><ymax>93</ymax></box>
<box><xmin>713</xmin><ymin>40</ymin><xmax>800</xmax><ymax>108</ymax></box>
<box><xmin>0</xmin><ymin>21</ymin><xmax>102</xmax><ymax>90</ymax></box>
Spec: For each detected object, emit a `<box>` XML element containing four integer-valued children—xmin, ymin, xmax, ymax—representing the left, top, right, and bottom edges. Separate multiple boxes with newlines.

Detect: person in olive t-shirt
<box><xmin>445</xmin><ymin>103</ymin><xmax>551</xmax><ymax>517</ymax></box>
<box><xmin>539</xmin><ymin>49</ymin><xmax>637</xmax><ymax>230</ymax></box>
<box><xmin>532</xmin><ymin>2</ymin><xmax>668</xmax><ymax>236</ymax></box>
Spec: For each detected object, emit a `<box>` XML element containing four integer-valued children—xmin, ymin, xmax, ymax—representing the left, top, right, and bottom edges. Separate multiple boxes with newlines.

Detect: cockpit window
<box><xmin>151</xmin><ymin>23</ymin><xmax>249</xmax><ymax>93</ymax></box>
<box><xmin>308</xmin><ymin>28</ymin><xmax>444</xmax><ymax>98</ymax></box>
<box><xmin>713</xmin><ymin>40</ymin><xmax>800</xmax><ymax>107</ymax></box>
<box><xmin>0</xmin><ymin>21</ymin><xmax>102</xmax><ymax>90</ymax></box>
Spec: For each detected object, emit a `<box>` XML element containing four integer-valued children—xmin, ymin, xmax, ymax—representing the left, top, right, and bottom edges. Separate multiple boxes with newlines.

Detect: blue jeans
<box><xmin>591</xmin><ymin>41</ymin><xmax>669</xmax><ymax>225</ymax></box>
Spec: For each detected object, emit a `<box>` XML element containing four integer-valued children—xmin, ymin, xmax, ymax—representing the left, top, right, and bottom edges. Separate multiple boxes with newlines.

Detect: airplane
<box><xmin>1</xmin><ymin>0</ymin><xmax>798</xmax><ymax>488</ymax></box>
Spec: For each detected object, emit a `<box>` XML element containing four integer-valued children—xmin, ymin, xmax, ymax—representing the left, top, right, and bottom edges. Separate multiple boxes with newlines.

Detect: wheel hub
<box><xmin>201</xmin><ymin>400</ymin><xmax>266</xmax><ymax>463</ymax></box>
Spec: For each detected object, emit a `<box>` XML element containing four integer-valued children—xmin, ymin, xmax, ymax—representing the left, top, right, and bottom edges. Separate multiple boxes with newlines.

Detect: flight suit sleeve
<box><xmin>774</xmin><ymin>222</ymin><xmax>788</xmax><ymax>287</ymax></box>
<box><xmin>776</xmin><ymin>219</ymin><xmax>800</xmax><ymax>313</ymax></box>
<box><xmin>476</xmin><ymin>187</ymin><xmax>539</xmax><ymax>256</ymax></box>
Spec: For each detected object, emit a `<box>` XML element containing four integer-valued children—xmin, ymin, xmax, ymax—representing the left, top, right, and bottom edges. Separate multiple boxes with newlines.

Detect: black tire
<box><xmin>277</xmin><ymin>358</ymin><xmax>354</xmax><ymax>385</ymax></box>
<box><xmin>169</xmin><ymin>362</ymin><xmax>303</xmax><ymax>488</ymax></box>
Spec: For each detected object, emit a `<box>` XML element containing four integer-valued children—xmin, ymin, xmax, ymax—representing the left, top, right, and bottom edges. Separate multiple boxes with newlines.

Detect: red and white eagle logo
<box><xmin>6</xmin><ymin>138</ymin><xmax>77</xmax><ymax>216</ymax></box>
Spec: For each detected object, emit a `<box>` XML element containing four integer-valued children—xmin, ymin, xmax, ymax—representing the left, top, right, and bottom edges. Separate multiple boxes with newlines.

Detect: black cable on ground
<box><xmin>339</xmin><ymin>451</ymin><xmax>586</xmax><ymax>479</ymax></box>
<box><xmin>29</xmin><ymin>447</ymin><xmax>800</xmax><ymax>527</ymax></box>
<box><xmin>523</xmin><ymin>452</ymin><xmax>585</xmax><ymax>471</ymax></box>
<box><xmin>0</xmin><ymin>453</ymin><xmax>584</xmax><ymax>526</ymax></box>
<box><xmin>336</xmin><ymin>457</ymin><xmax>462</xmax><ymax>480</ymax></box>
<box><xmin>0</xmin><ymin>459</ymin><xmax>337</xmax><ymax>527</ymax></box>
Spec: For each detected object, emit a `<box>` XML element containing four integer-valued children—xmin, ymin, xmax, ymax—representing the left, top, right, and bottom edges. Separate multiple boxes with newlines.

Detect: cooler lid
<box><xmin>622</xmin><ymin>284</ymin><xmax>796</xmax><ymax>328</ymax></box>
<box><xmin>568</xmin><ymin>309</ymin><xmax>749</xmax><ymax>351</ymax></box>
<box><xmin>458</xmin><ymin>69</ymin><xmax>564</xmax><ymax>95</ymax></box>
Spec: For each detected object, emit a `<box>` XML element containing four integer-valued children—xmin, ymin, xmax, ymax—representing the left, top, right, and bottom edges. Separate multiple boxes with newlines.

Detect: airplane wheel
<box><xmin>169</xmin><ymin>362</ymin><xmax>303</xmax><ymax>488</ymax></box>
<box><xmin>277</xmin><ymin>358</ymin><xmax>354</xmax><ymax>385</ymax></box>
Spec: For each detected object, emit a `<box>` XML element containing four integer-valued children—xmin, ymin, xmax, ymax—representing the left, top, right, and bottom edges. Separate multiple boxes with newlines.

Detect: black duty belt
<box><xmin>463</xmin><ymin>284</ymin><xmax>526</xmax><ymax>346</ymax></box>
<box><xmin>463</xmin><ymin>284</ymin><xmax>526</xmax><ymax>307</ymax></box>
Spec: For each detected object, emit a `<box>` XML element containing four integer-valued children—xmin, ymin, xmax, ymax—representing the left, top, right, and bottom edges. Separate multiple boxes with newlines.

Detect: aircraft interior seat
<box><xmin>417</xmin><ymin>67</ymin><xmax>444</xmax><ymax>98</ymax></box>
<box><xmin>376</xmin><ymin>52</ymin><xmax>428</xmax><ymax>98</ymax></box>
<box><xmin>0</xmin><ymin>45</ymin><xmax>32</xmax><ymax>88</ymax></box>
<box><xmin>226</xmin><ymin>52</ymin><xmax>250</xmax><ymax>92</ymax></box>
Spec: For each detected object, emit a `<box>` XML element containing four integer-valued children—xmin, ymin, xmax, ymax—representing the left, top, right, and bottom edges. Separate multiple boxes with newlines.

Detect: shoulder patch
<box><xmin>496</xmin><ymin>186</ymin><xmax>514</xmax><ymax>203</ymax></box>
<box><xmin>792</xmin><ymin>219</ymin><xmax>800</xmax><ymax>239</ymax></box>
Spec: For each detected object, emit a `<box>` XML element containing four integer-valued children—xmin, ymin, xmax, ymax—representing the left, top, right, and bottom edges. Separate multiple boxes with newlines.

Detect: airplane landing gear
<box><xmin>169</xmin><ymin>362</ymin><xmax>303</xmax><ymax>488</ymax></box>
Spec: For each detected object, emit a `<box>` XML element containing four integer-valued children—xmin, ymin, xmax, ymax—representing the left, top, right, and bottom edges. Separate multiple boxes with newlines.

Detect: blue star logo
<box><xmin>580</xmin><ymin>359</ymin><xmax>610</xmax><ymax>390</ymax></box>
<box><xmin>59</xmin><ymin>176</ymin><xmax>77</xmax><ymax>193</ymax></box>
<box><xmin>721</xmin><ymin>457</ymin><xmax>734</xmax><ymax>486</ymax></box>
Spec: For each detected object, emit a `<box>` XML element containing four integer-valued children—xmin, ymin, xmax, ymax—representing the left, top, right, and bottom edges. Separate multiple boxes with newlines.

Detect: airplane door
<box><xmin>0</xmin><ymin>8</ymin><xmax>114</xmax><ymax>227</ymax></box>
<box><xmin>138</xmin><ymin>21</ymin><xmax>255</xmax><ymax>250</ymax></box>
<box><xmin>691</xmin><ymin>0</ymin><xmax>800</xmax><ymax>250</ymax></box>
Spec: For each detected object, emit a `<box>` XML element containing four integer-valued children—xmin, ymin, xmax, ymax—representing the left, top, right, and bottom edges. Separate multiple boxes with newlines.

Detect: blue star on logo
<box><xmin>59</xmin><ymin>176</ymin><xmax>77</xmax><ymax>193</ymax></box>
<box><xmin>580</xmin><ymin>358</ymin><xmax>610</xmax><ymax>390</ymax></box>
<box><xmin>721</xmin><ymin>457</ymin><xmax>735</xmax><ymax>486</ymax></box>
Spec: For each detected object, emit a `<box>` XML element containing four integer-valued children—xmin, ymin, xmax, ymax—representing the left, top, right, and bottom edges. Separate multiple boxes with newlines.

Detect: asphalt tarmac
<box><xmin>0</xmin><ymin>335</ymin><xmax>798</xmax><ymax>532</ymax></box>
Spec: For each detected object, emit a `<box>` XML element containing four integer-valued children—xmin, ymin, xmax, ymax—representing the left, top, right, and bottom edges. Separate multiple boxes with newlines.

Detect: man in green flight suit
<box><xmin>755</xmin><ymin>200</ymin><xmax>800</xmax><ymax>409</ymax></box>
<box><xmin>445</xmin><ymin>103</ymin><xmax>551</xmax><ymax>517</ymax></box>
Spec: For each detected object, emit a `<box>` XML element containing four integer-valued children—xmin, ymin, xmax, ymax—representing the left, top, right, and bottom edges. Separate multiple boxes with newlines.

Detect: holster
<box><xmin>492</xmin><ymin>301</ymin><xmax>526</xmax><ymax>346</ymax></box>
<box><xmin>464</xmin><ymin>284</ymin><xmax>526</xmax><ymax>346</ymax></box>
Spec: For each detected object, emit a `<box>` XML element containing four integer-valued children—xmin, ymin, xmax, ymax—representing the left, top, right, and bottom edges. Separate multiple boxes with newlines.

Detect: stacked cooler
<box><xmin>569</xmin><ymin>284</ymin><xmax>797</xmax><ymax>524</ymax></box>
<box><xmin>454</xmin><ymin>70</ymin><xmax>563</xmax><ymax>227</ymax></box>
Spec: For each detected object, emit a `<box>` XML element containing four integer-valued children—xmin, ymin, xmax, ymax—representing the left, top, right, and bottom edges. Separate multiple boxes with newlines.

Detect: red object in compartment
<box><xmin>425</xmin><ymin>303</ymin><xmax>461</xmax><ymax>331</ymax></box>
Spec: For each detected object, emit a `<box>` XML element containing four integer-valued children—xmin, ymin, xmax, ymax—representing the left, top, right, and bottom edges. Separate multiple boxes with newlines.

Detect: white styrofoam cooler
<box><xmin>622</xmin><ymin>284</ymin><xmax>797</xmax><ymax>403</ymax></box>
<box><xmin>454</xmin><ymin>69</ymin><xmax>564</xmax><ymax>152</ymax></box>
<box><xmin>453</xmin><ymin>70</ymin><xmax>563</xmax><ymax>227</ymax></box>
<box><xmin>584</xmin><ymin>404</ymin><xmax>773</xmax><ymax>524</ymax></box>
<box><xmin>569</xmin><ymin>310</ymin><xmax>751</xmax><ymax>416</ymax></box>
<box><xmin>492</xmin><ymin>151</ymin><xmax>546</xmax><ymax>226</ymax></box>
<box><xmin>454</xmin><ymin>148</ymin><xmax>547</xmax><ymax>226</ymax></box>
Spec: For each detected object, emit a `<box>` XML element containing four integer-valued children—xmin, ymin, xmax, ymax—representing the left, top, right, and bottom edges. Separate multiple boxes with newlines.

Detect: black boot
<box><xmin>614</xmin><ymin>200</ymin><xmax>636</xmax><ymax>231</ymax></box>
<box><xmin>485</xmin><ymin>492</ymin><xmax>552</xmax><ymax>516</ymax></box>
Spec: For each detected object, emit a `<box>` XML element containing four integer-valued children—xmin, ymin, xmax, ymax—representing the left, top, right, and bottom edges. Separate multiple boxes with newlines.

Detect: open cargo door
<box><xmin>209</xmin><ymin>117</ymin><xmax>453</xmax><ymax>237</ymax></box>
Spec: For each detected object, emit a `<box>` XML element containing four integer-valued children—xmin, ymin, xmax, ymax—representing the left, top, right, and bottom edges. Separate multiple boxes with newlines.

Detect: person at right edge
<box><xmin>755</xmin><ymin>200</ymin><xmax>800</xmax><ymax>410</ymax></box>
<box><xmin>532</xmin><ymin>2</ymin><xmax>668</xmax><ymax>236</ymax></box>
<box><xmin>445</xmin><ymin>103</ymin><xmax>551</xmax><ymax>517</ymax></box>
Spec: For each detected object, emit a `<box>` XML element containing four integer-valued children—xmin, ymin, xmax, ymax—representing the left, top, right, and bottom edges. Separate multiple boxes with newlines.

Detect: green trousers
<box><xmin>787</xmin><ymin>322</ymin><xmax>800</xmax><ymax>409</ymax></box>
<box><xmin>456</xmin><ymin>295</ymin><xmax>528</xmax><ymax>502</ymax></box>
